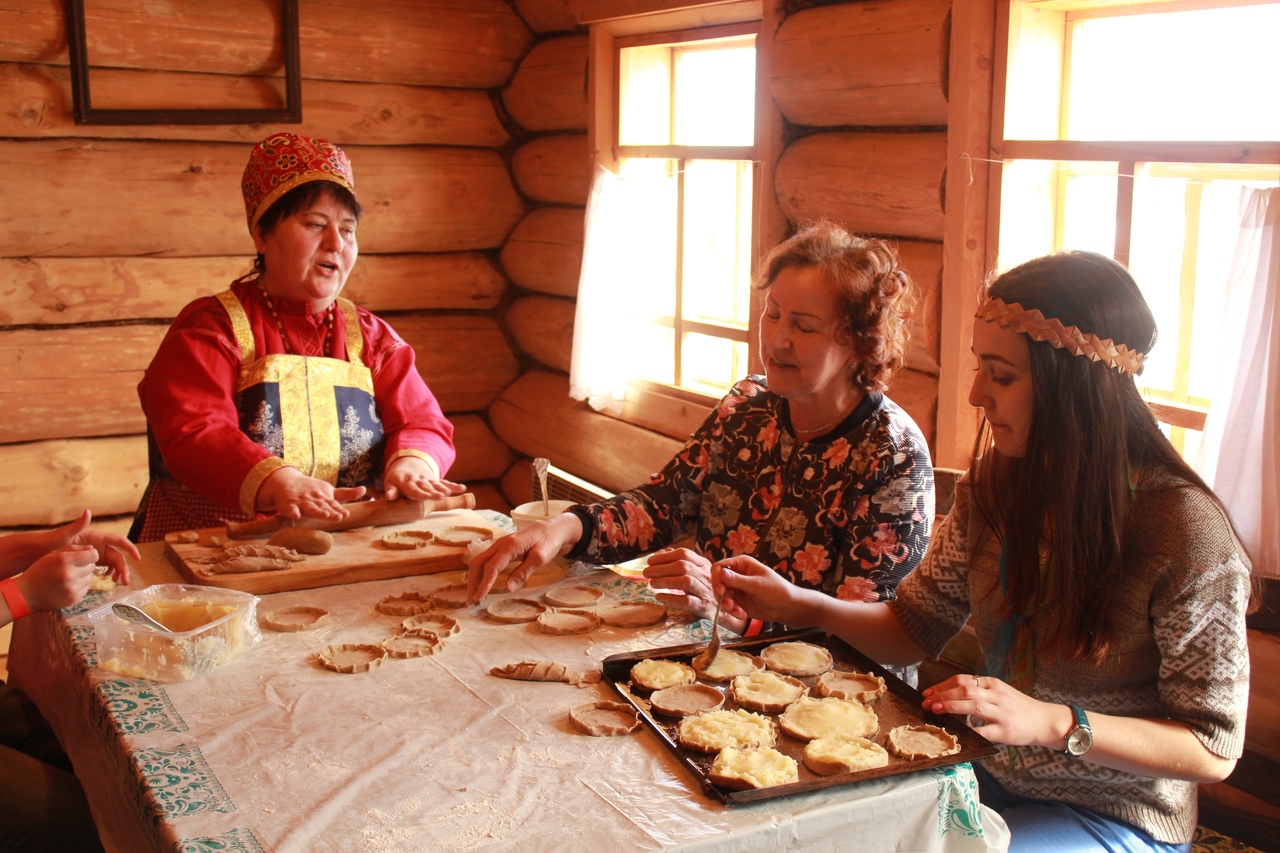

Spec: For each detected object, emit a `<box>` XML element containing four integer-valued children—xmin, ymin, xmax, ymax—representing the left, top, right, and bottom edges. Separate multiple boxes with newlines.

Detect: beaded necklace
<box><xmin>257</xmin><ymin>279</ymin><xmax>335</xmax><ymax>357</ymax></box>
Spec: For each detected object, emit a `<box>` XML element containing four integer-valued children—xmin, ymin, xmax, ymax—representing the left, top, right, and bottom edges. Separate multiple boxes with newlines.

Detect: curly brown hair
<box><xmin>755</xmin><ymin>220</ymin><xmax>917</xmax><ymax>394</ymax></box>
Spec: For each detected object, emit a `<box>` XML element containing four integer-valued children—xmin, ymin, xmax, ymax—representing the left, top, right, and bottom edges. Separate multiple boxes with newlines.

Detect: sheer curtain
<box><xmin>569</xmin><ymin>163</ymin><xmax>676</xmax><ymax>414</ymax></box>
<box><xmin>1195</xmin><ymin>186</ymin><xmax>1280</xmax><ymax>578</ymax></box>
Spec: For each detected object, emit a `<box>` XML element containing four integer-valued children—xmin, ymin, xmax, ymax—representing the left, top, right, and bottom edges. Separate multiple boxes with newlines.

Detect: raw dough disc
<box><xmin>486</xmin><ymin>598</ymin><xmax>546</xmax><ymax>623</ymax></box>
<box><xmin>318</xmin><ymin>643</ymin><xmax>387</xmax><ymax>674</ymax></box>
<box><xmin>569</xmin><ymin>701</ymin><xmax>641</xmax><ymax>737</ymax></box>
<box><xmin>760</xmin><ymin>641</ymin><xmax>834</xmax><ymax>677</ymax></box>
<box><xmin>262</xmin><ymin>605</ymin><xmax>330</xmax><ymax>632</ymax></box>
<box><xmin>542</xmin><ymin>585</ymin><xmax>603</xmax><ymax>608</ymax></box>
<box><xmin>777</xmin><ymin>696</ymin><xmax>878</xmax><ymax>742</ymax></box>
<box><xmin>729</xmin><ymin>670</ymin><xmax>808</xmax><ymax>714</ymax></box>
<box><xmin>630</xmin><ymin>658</ymin><xmax>696</xmax><ymax>692</ymax></box>
<box><xmin>433</xmin><ymin>525</ymin><xmax>496</xmax><ymax>547</ymax></box>
<box><xmin>814</xmin><ymin>670</ymin><xmax>887</xmax><ymax>702</ymax></box>
<box><xmin>886</xmin><ymin>724</ymin><xmax>960</xmax><ymax>760</ymax></box>
<box><xmin>375</xmin><ymin>591</ymin><xmax>432</xmax><ymax>616</ymax></box>
<box><xmin>649</xmin><ymin>683</ymin><xmax>725</xmax><ymax>717</ymax></box>
<box><xmin>382</xmin><ymin>632</ymin><xmax>444</xmax><ymax>658</ymax></box>
<box><xmin>535</xmin><ymin>608</ymin><xmax>600</xmax><ymax>635</ymax></box>
<box><xmin>381</xmin><ymin>530</ymin><xmax>434</xmax><ymax>550</ymax></box>
<box><xmin>677</xmin><ymin>708</ymin><xmax>777</xmax><ymax>753</ymax></box>
<box><xmin>399</xmin><ymin>612</ymin><xmax>459</xmax><ymax>637</ymax></box>
<box><xmin>430</xmin><ymin>589</ymin><xmax>470</xmax><ymax>610</ymax></box>
<box><xmin>707</xmin><ymin>746</ymin><xmax>799</xmax><ymax>790</ymax></box>
<box><xmin>803</xmin><ymin>734</ymin><xmax>890</xmax><ymax>776</ymax></box>
<box><xmin>597</xmin><ymin>601</ymin><xmax>667</xmax><ymax>628</ymax></box>
<box><xmin>697</xmin><ymin>649</ymin><xmax>764</xmax><ymax>683</ymax></box>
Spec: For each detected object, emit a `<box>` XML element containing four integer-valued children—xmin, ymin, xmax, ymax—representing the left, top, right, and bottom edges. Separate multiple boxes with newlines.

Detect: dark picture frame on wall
<box><xmin>64</xmin><ymin>0</ymin><xmax>302</xmax><ymax>125</ymax></box>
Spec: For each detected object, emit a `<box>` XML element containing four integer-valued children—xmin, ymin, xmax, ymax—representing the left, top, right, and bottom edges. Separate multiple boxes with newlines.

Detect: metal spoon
<box><xmin>691</xmin><ymin>587</ymin><xmax>725</xmax><ymax>674</ymax></box>
<box><xmin>533</xmin><ymin>457</ymin><xmax>550</xmax><ymax>517</ymax></box>
<box><xmin>112</xmin><ymin>603</ymin><xmax>172</xmax><ymax>633</ymax></box>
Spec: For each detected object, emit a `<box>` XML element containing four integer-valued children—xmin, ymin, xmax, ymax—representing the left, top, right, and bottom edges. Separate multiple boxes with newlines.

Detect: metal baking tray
<box><xmin>602</xmin><ymin>627</ymin><xmax>997</xmax><ymax>805</ymax></box>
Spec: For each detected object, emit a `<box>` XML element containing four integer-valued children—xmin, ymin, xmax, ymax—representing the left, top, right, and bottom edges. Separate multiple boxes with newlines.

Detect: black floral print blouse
<box><xmin>570</xmin><ymin>377</ymin><xmax>934</xmax><ymax>601</ymax></box>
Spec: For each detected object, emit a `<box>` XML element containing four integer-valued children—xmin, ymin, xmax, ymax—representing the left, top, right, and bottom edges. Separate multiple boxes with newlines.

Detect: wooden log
<box><xmin>2</xmin><ymin>140</ymin><xmax>525</xmax><ymax>257</ymax></box>
<box><xmin>0</xmin><ymin>0</ymin><xmax>533</xmax><ymax>89</ymax></box>
<box><xmin>502</xmin><ymin>35</ymin><xmax>589</xmax><ymax>132</ymax></box>
<box><xmin>500</xmin><ymin>457</ymin><xmax>534</xmax><ymax>507</ymax></box>
<box><xmin>774</xmin><ymin>131</ymin><xmax>947</xmax><ymax>241</ymax></box>
<box><xmin>1</xmin><ymin>316</ymin><xmax>517</xmax><ymax>443</ymax></box>
<box><xmin>893</xmin><ymin>239</ymin><xmax>943</xmax><ymax>374</ymax></box>
<box><xmin>512</xmin><ymin>133</ymin><xmax>591</xmax><ymax>205</ymax></box>
<box><xmin>467</xmin><ymin>482</ymin><xmax>511</xmax><ymax>515</ymax></box>
<box><xmin>770</xmin><ymin>0</ymin><xmax>951</xmax><ymax>127</ymax></box>
<box><xmin>0</xmin><ymin>63</ymin><xmax>509</xmax><ymax>147</ymax></box>
<box><xmin>0</xmin><ymin>253</ymin><xmax>505</xmax><ymax>326</ymax></box>
<box><xmin>513</xmin><ymin>0</ymin><xmax>581</xmax><ymax>33</ymax></box>
<box><xmin>884</xmin><ymin>367</ymin><xmax>938</xmax><ymax>451</ymax></box>
<box><xmin>505</xmin><ymin>294</ymin><xmax>576</xmax><ymax>373</ymax></box>
<box><xmin>487</xmin><ymin>369</ymin><xmax>682</xmax><ymax>494</ymax></box>
<box><xmin>0</xmin><ymin>436</ymin><xmax>148</xmax><ymax>527</ymax></box>
<box><xmin>448</xmin><ymin>414</ymin><xmax>517</xmax><ymax>483</ymax></box>
<box><xmin>391</xmin><ymin>316</ymin><xmax>520</xmax><ymax>413</ymax></box>
<box><xmin>498</xmin><ymin>207</ymin><xmax>585</xmax><ymax>297</ymax></box>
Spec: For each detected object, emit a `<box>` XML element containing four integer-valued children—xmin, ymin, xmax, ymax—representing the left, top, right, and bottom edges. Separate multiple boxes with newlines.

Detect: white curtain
<box><xmin>1196</xmin><ymin>186</ymin><xmax>1280</xmax><ymax>578</ymax></box>
<box><xmin>569</xmin><ymin>163</ymin><xmax>676</xmax><ymax>414</ymax></box>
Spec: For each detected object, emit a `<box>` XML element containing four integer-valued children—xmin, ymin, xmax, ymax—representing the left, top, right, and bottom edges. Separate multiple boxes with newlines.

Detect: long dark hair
<box><xmin>969</xmin><ymin>251</ymin><xmax>1226</xmax><ymax>661</ymax></box>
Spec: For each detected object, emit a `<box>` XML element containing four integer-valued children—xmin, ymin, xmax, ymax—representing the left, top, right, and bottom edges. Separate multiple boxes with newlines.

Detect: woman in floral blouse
<box><xmin>468</xmin><ymin>220</ymin><xmax>934</xmax><ymax>639</ymax></box>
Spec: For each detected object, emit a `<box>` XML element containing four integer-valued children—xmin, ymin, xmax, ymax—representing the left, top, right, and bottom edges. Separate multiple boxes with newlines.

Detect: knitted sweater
<box><xmin>570</xmin><ymin>377</ymin><xmax>934</xmax><ymax>602</ymax></box>
<box><xmin>890</xmin><ymin>469</ymin><xmax>1251</xmax><ymax>843</ymax></box>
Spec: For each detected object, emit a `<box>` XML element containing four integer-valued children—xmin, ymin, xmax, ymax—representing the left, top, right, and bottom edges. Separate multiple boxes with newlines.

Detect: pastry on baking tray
<box><xmin>707</xmin><ymin>746</ymin><xmax>799</xmax><ymax>790</ymax></box>
<box><xmin>630</xmin><ymin>658</ymin><xmax>697</xmax><ymax>691</ymax></box>
<box><xmin>814</xmin><ymin>669</ymin><xmax>887</xmax><ymax>702</ymax></box>
<box><xmin>649</xmin><ymin>683</ymin><xmax>725</xmax><ymax>717</ymax></box>
<box><xmin>677</xmin><ymin>708</ymin><xmax>778</xmax><ymax>753</ymax></box>
<box><xmin>729</xmin><ymin>670</ymin><xmax>808</xmax><ymax>714</ymax></box>
<box><xmin>886</xmin><ymin>724</ymin><xmax>961</xmax><ymax>760</ymax></box>
<box><xmin>777</xmin><ymin>696</ymin><xmax>878</xmax><ymax>741</ymax></box>
<box><xmin>760</xmin><ymin>641</ymin><xmax>834</xmax><ymax>677</ymax></box>
<box><xmin>697</xmin><ymin>648</ymin><xmax>764</xmax><ymax>683</ymax></box>
<box><xmin>803</xmin><ymin>733</ymin><xmax>890</xmax><ymax>776</ymax></box>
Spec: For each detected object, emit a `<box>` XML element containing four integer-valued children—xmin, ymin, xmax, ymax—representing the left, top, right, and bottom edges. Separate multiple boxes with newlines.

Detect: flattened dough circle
<box><xmin>399</xmin><ymin>612</ymin><xmax>459</xmax><ymax>637</ymax></box>
<box><xmin>535</xmin><ymin>608</ymin><xmax>600</xmax><ymax>635</ymax></box>
<box><xmin>569</xmin><ymin>701</ymin><xmax>641</xmax><ymax>737</ymax></box>
<box><xmin>381</xmin><ymin>530</ymin><xmax>434</xmax><ymax>550</ymax></box>
<box><xmin>649</xmin><ymin>683</ymin><xmax>725</xmax><ymax>717</ymax></box>
<box><xmin>262</xmin><ymin>605</ymin><xmax>330</xmax><ymax>632</ymax></box>
<box><xmin>542</xmin><ymin>585</ymin><xmax>603</xmax><ymax>608</ymax></box>
<box><xmin>318</xmin><ymin>643</ymin><xmax>387</xmax><ymax>673</ymax></box>
<box><xmin>382</xmin><ymin>632</ymin><xmax>444</xmax><ymax>658</ymax></box>
<box><xmin>597</xmin><ymin>601</ymin><xmax>667</xmax><ymax>628</ymax></box>
<box><xmin>486</xmin><ymin>598</ymin><xmax>546</xmax><ymax>623</ymax></box>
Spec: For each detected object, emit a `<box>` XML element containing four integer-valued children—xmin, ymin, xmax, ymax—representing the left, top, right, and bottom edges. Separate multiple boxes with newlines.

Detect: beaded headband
<box><xmin>975</xmin><ymin>297</ymin><xmax>1146</xmax><ymax>377</ymax></box>
<box><xmin>241</xmin><ymin>132</ymin><xmax>356</xmax><ymax>233</ymax></box>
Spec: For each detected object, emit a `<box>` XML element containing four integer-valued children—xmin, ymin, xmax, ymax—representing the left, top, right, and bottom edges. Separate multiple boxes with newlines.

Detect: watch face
<box><xmin>1066</xmin><ymin>727</ymin><xmax>1093</xmax><ymax>756</ymax></box>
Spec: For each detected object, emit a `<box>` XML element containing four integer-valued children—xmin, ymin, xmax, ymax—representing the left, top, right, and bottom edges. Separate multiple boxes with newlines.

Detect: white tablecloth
<box><xmin>11</xmin><ymin>519</ymin><xmax>1009</xmax><ymax>853</ymax></box>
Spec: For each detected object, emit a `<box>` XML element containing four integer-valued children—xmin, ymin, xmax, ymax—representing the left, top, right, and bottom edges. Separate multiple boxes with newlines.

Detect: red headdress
<box><xmin>241</xmin><ymin>133</ymin><xmax>356</xmax><ymax>233</ymax></box>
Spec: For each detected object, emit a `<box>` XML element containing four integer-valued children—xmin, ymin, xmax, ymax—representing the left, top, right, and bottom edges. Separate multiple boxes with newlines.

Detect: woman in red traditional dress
<box><xmin>131</xmin><ymin>133</ymin><xmax>462</xmax><ymax>542</ymax></box>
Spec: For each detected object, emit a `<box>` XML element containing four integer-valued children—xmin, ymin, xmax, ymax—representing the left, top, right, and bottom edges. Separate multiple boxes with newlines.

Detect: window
<box><xmin>995</xmin><ymin>0</ymin><xmax>1280</xmax><ymax>459</ymax></box>
<box><xmin>581</xmin><ymin>11</ymin><xmax>762</xmax><ymax>439</ymax></box>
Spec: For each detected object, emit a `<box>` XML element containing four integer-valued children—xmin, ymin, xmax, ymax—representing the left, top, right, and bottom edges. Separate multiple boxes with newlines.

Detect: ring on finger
<box><xmin>967</xmin><ymin>714</ymin><xmax>986</xmax><ymax>728</ymax></box>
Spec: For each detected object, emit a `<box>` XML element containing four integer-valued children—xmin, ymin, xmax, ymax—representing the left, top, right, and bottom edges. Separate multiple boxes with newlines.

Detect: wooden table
<box><xmin>9</xmin><ymin>520</ymin><xmax>1010</xmax><ymax>853</ymax></box>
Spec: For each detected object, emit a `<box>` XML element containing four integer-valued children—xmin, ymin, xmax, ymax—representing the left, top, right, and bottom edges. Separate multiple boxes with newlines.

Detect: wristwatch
<box><xmin>1061</xmin><ymin>705</ymin><xmax>1093</xmax><ymax>757</ymax></box>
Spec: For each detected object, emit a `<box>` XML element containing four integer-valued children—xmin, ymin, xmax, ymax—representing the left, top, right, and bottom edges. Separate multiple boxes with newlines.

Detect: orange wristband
<box><xmin>0</xmin><ymin>577</ymin><xmax>31</xmax><ymax>621</ymax></box>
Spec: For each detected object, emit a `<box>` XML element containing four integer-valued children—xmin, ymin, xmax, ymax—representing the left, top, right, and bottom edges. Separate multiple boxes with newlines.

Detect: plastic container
<box><xmin>84</xmin><ymin>584</ymin><xmax>260</xmax><ymax>682</ymax></box>
<box><xmin>511</xmin><ymin>499</ymin><xmax>577</xmax><ymax>530</ymax></box>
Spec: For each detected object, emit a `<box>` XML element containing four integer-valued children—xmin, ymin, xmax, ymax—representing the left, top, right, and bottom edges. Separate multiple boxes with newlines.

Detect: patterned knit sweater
<box><xmin>570</xmin><ymin>377</ymin><xmax>934</xmax><ymax>602</ymax></box>
<box><xmin>889</xmin><ymin>470</ymin><xmax>1251</xmax><ymax>843</ymax></box>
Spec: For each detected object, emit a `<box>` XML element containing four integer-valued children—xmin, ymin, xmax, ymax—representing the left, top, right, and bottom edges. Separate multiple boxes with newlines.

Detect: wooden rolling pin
<box><xmin>225</xmin><ymin>493</ymin><xmax>477</xmax><ymax>540</ymax></box>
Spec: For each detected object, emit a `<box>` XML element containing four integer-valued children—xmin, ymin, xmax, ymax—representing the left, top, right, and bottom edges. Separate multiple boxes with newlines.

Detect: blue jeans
<box><xmin>974</xmin><ymin>764</ymin><xmax>1191</xmax><ymax>853</ymax></box>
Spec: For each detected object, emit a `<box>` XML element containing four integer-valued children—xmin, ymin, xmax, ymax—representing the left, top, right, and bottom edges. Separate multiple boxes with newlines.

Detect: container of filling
<box><xmin>84</xmin><ymin>584</ymin><xmax>260</xmax><ymax>682</ymax></box>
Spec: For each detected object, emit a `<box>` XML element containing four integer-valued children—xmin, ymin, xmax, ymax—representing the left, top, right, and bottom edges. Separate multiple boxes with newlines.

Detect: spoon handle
<box><xmin>533</xmin><ymin>457</ymin><xmax>550</xmax><ymax>516</ymax></box>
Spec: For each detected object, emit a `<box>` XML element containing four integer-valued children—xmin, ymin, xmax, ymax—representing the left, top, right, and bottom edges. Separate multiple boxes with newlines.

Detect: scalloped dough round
<box><xmin>697</xmin><ymin>649</ymin><xmax>764</xmax><ymax>683</ymax></box>
<box><xmin>729</xmin><ymin>670</ymin><xmax>808</xmax><ymax>714</ymax></box>
<box><xmin>760</xmin><ymin>641</ymin><xmax>834</xmax><ymax>677</ymax></box>
<box><xmin>803</xmin><ymin>734</ymin><xmax>890</xmax><ymax>776</ymax></box>
<box><xmin>262</xmin><ymin>605</ymin><xmax>330</xmax><ymax>632</ymax></box>
<box><xmin>399</xmin><ymin>612</ymin><xmax>459</xmax><ymax>637</ymax></box>
<box><xmin>543</xmin><ymin>586</ymin><xmax>603</xmax><ymax>608</ymax></box>
<box><xmin>318</xmin><ymin>643</ymin><xmax>387</xmax><ymax>673</ymax></box>
<box><xmin>380</xmin><ymin>530</ymin><xmax>434</xmax><ymax>550</ymax></box>
<box><xmin>630</xmin><ymin>658</ymin><xmax>696</xmax><ymax>691</ymax></box>
<box><xmin>708</xmin><ymin>746</ymin><xmax>799</xmax><ymax>790</ymax></box>
<box><xmin>649</xmin><ymin>683</ymin><xmax>725</xmax><ymax>717</ymax></box>
<box><xmin>429</xmin><ymin>588</ymin><xmax>470</xmax><ymax>610</ymax></box>
<box><xmin>535</xmin><ymin>608</ymin><xmax>600</xmax><ymax>635</ymax></box>
<box><xmin>382</xmin><ymin>632</ymin><xmax>444</xmax><ymax>658</ymax></box>
<box><xmin>597</xmin><ymin>601</ymin><xmax>667</xmax><ymax>628</ymax></box>
<box><xmin>375</xmin><ymin>591</ymin><xmax>432</xmax><ymax>616</ymax></box>
<box><xmin>569</xmin><ymin>701</ymin><xmax>641</xmax><ymax>737</ymax></box>
<box><xmin>814</xmin><ymin>670</ymin><xmax>887</xmax><ymax>702</ymax></box>
<box><xmin>777</xmin><ymin>696</ymin><xmax>878</xmax><ymax>742</ymax></box>
<box><xmin>886</xmin><ymin>724</ymin><xmax>960</xmax><ymax>760</ymax></box>
<box><xmin>486</xmin><ymin>598</ymin><xmax>545</xmax><ymax>623</ymax></box>
<box><xmin>677</xmin><ymin>708</ymin><xmax>777</xmax><ymax>753</ymax></box>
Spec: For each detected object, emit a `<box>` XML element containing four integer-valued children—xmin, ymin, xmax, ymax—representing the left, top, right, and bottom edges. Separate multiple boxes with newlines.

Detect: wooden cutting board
<box><xmin>163</xmin><ymin>509</ymin><xmax>505</xmax><ymax>595</ymax></box>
